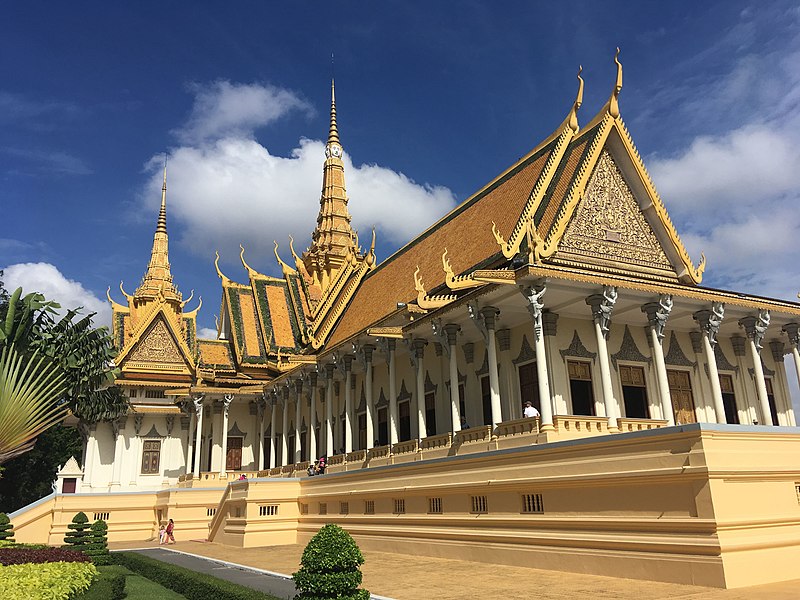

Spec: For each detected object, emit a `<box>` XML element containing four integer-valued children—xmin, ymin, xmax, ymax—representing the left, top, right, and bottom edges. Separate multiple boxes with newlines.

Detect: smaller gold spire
<box><xmin>609</xmin><ymin>48</ymin><xmax>623</xmax><ymax>119</ymax></box>
<box><xmin>327</xmin><ymin>79</ymin><xmax>340</xmax><ymax>146</ymax></box>
<box><xmin>568</xmin><ymin>66</ymin><xmax>585</xmax><ymax>132</ymax></box>
<box><xmin>156</xmin><ymin>157</ymin><xmax>167</xmax><ymax>234</ymax></box>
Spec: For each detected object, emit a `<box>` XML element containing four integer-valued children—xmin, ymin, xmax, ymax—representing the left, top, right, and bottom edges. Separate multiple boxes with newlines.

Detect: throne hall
<box><xmin>12</xmin><ymin>55</ymin><xmax>800</xmax><ymax>589</ymax></box>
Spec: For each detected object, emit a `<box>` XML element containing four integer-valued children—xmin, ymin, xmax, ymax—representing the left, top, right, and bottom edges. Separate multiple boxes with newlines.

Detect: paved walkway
<box><xmin>110</xmin><ymin>540</ymin><xmax>800</xmax><ymax>600</ymax></box>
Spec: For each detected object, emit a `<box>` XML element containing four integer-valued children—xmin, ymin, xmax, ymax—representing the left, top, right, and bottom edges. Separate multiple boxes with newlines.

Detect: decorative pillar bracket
<box><xmin>431</xmin><ymin>319</ymin><xmax>451</xmax><ymax>358</ymax></box>
<box><xmin>586</xmin><ymin>285</ymin><xmax>618</xmax><ymax>339</ymax></box>
<box><xmin>467</xmin><ymin>301</ymin><xmax>488</xmax><ymax>343</ymax></box>
<box><xmin>222</xmin><ymin>394</ymin><xmax>233</xmax><ymax>415</ymax></box>
<box><xmin>641</xmin><ymin>294</ymin><xmax>673</xmax><ymax>341</ymax></box>
<box><xmin>520</xmin><ymin>281</ymin><xmax>546</xmax><ymax>341</ymax></box>
<box><xmin>739</xmin><ymin>309</ymin><xmax>770</xmax><ymax>351</ymax></box>
<box><xmin>694</xmin><ymin>302</ymin><xmax>725</xmax><ymax>347</ymax></box>
<box><xmin>407</xmin><ymin>337</ymin><xmax>427</xmax><ymax>370</ymax></box>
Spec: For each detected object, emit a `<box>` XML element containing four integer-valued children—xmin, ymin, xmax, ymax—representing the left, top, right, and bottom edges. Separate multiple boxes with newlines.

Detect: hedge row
<box><xmin>73</xmin><ymin>565</ymin><xmax>127</xmax><ymax>600</ymax></box>
<box><xmin>0</xmin><ymin>546</ymin><xmax>91</xmax><ymax>565</ymax></box>
<box><xmin>0</xmin><ymin>560</ymin><xmax>97</xmax><ymax>600</ymax></box>
<box><xmin>116</xmin><ymin>551</ymin><xmax>281</xmax><ymax>600</ymax></box>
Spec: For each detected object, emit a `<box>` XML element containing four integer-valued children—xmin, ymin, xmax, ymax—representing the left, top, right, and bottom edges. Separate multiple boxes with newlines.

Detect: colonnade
<box><xmin>179</xmin><ymin>283</ymin><xmax>800</xmax><ymax>474</ymax></box>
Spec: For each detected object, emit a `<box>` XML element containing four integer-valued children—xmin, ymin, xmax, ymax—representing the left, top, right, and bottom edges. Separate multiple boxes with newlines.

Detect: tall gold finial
<box><xmin>327</xmin><ymin>79</ymin><xmax>340</xmax><ymax>146</ymax></box>
<box><xmin>157</xmin><ymin>155</ymin><xmax>168</xmax><ymax>234</ymax></box>
<box><xmin>568</xmin><ymin>66</ymin><xmax>585</xmax><ymax>132</ymax></box>
<box><xmin>609</xmin><ymin>48</ymin><xmax>623</xmax><ymax>118</ymax></box>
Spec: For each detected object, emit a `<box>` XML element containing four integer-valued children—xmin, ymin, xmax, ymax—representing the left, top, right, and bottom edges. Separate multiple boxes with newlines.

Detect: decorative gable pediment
<box><xmin>122</xmin><ymin>314</ymin><xmax>193</xmax><ymax>374</ymax></box>
<box><xmin>555</xmin><ymin>149</ymin><xmax>676</xmax><ymax>279</ymax></box>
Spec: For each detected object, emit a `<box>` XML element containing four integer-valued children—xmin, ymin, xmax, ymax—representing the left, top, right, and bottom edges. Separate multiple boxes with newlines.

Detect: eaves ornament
<box><xmin>414</xmin><ymin>266</ymin><xmax>456</xmax><ymax>310</ymax></box>
<box><xmin>442</xmin><ymin>249</ymin><xmax>481</xmax><ymax>291</ymax></box>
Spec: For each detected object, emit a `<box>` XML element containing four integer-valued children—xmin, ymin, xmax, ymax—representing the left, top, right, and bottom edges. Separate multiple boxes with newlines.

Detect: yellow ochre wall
<box><xmin>10</xmin><ymin>424</ymin><xmax>800</xmax><ymax>589</ymax></box>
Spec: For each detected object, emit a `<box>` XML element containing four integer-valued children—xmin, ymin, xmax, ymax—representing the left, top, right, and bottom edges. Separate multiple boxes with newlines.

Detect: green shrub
<box><xmin>116</xmin><ymin>551</ymin><xmax>279</xmax><ymax>599</ymax></box>
<box><xmin>72</xmin><ymin>565</ymin><xmax>127</xmax><ymax>599</ymax></box>
<box><xmin>63</xmin><ymin>511</ymin><xmax>92</xmax><ymax>552</ymax></box>
<box><xmin>0</xmin><ymin>560</ymin><xmax>97</xmax><ymax>599</ymax></box>
<box><xmin>0</xmin><ymin>514</ymin><xmax>14</xmax><ymax>542</ymax></box>
<box><xmin>84</xmin><ymin>520</ymin><xmax>110</xmax><ymax>565</ymax></box>
<box><xmin>292</xmin><ymin>524</ymin><xmax>369</xmax><ymax>600</ymax></box>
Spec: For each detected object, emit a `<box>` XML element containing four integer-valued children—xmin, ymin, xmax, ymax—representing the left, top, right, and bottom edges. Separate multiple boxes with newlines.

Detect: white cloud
<box><xmin>197</xmin><ymin>327</ymin><xmax>218</xmax><ymax>340</ymax></box>
<box><xmin>2</xmin><ymin>262</ymin><xmax>111</xmax><ymax>327</ymax></box>
<box><xmin>143</xmin><ymin>81</ymin><xmax>457</xmax><ymax>275</ymax></box>
<box><xmin>174</xmin><ymin>80</ymin><xmax>312</xmax><ymax>144</ymax></box>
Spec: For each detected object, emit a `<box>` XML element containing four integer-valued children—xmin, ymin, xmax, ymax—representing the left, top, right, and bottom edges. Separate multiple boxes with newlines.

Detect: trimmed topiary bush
<box><xmin>64</xmin><ymin>511</ymin><xmax>92</xmax><ymax>552</ymax></box>
<box><xmin>0</xmin><ymin>560</ymin><xmax>97</xmax><ymax>599</ymax></box>
<box><xmin>84</xmin><ymin>519</ymin><xmax>110</xmax><ymax>565</ymax></box>
<box><xmin>0</xmin><ymin>546</ymin><xmax>91</xmax><ymax>565</ymax></box>
<box><xmin>292</xmin><ymin>524</ymin><xmax>369</xmax><ymax>600</ymax></box>
<box><xmin>0</xmin><ymin>513</ymin><xmax>14</xmax><ymax>542</ymax></box>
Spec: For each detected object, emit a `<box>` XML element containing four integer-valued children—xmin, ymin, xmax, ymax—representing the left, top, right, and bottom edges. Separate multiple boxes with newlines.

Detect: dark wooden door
<box><xmin>226</xmin><ymin>437</ymin><xmax>243</xmax><ymax>471</ymax></box>
<box><xmin>667</xmin><ymin>370</ymin><xmax>696</xmax><ymax>425</ymax></box>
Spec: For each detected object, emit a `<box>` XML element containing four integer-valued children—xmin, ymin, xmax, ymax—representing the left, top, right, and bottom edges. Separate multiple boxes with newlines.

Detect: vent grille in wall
<box><xmin>470</xmin><ymin>495</ymin><xmax>488</xmax><ymax>514</ymax></box>
<box><xmin>522</xmin><ymin>493</ymin><xmax>544</xmax><ymax>514</ymax></box>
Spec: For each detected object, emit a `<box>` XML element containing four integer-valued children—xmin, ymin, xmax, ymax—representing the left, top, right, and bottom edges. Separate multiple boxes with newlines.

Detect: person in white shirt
<box><xmin>523</xmin><ymin>401</ymin><xmax>540</xmax><ymax>419</ymax></box>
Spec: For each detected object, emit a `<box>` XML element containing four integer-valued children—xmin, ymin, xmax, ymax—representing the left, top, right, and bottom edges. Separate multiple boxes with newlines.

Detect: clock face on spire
<box><xmin>326</xmin><ymin>143</ymin><xmax>342</xmax><ymax>158</ymax></box>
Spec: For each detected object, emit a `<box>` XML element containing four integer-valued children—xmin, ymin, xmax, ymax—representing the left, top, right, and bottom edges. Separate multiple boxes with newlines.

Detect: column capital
<box><xmin>325</xmin><ymin>362</ymin><xmax>337</xmax><ymax>379</ymax></box>
<box><xmin>782</xmin><ymin>323</ymin><xmax>800</xmax><ymax>348</ymax></box>
<box><xmin>479</xmin><ymin>306</ymin><xmax>500</xmax><ymax>330</ymax></box>
<box><xmin>443</xmin><ymin>323</ymin><xmax>461</xmax><ymax>345</ymax></box>
<box><xmin>769</xmin><ymin>340</ymin><xmax>786</xmax><ymax>363</ymax></box>
<box><xmin>361</xmin><ymin>343</ymin><xmax>376</xmax><ymax>364</ymax></box>
<box><xmin>731</xmin><ymin>335</ymin><xmax>746</xmax><ymax>357</ymax></box>
<box><xmin>222</xmin><ymin>394</ymin><xmax>234</xmax><ymax>412</ymax></box>
<box><xmin>386</xmin><ymin>338</ymin><xmax>397</xmax><ymax>352</ymax></box>
<box><xmin>281</xmin><ymin>384</ymin><xmax>290</xmax><ymax>403</ymax></box>
<box><xmin>293</xmin><ymin>377</ymin><xmax>303</xmax><ymax>394</ymax></box>
<box><xmin>307</xmin><ymin>370</ymin><xmax>318</xmax><ymax>388</ymax></box>
<box><xmin>586</xmin><ymin>286</ymin><xmax>617</xmax><ymax>338</ymax></box>
<box><xmin>641</xmin><ymin>294</ymin><xmax>673</xmax><ymax>341</ymax></box>
<box><xmin>739</xmin><ymin>309</ymin><xmax>770</xmax><ymax>352</ymax></box>
<box><xmin>693</xmin><ymin>302</ymin><xmax>725</xmax><ymax>346</ymax></box>
<box><xmin>341</xmin><ymin>353</ymin><xmax>355</xmax><ymax>372</ymax></box>
<box><xmin>542</xmin><ymin>311</ymin><xmax>559</xmax><ymax>337</ymax></box>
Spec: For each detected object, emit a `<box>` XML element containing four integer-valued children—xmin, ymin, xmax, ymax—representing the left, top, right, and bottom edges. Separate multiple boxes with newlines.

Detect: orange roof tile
<box><xmin>327</xmin><ymin>140</ymin><xmax>555</xmax><ymax>347</ymax></box>
<box><xmin>266</xmin><ymin>284</ymin><xmax>295</xmax><ymax>348</ymax></box>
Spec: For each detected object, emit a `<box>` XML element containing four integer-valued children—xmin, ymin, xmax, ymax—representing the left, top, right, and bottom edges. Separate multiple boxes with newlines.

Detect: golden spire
<box><xmin>609</xmin><ymin>48</ymin><xmax>623</xmax><ymax>119</ymax></box>
<box><xmin>568</xmin><ymin>66</ymin><xmax>585</xmax><ymax>132</ymax></box>
<box><xmin>302</xmin><ymin>80</ymin><xmax>358</xmax><ymax>291</ymax></box>
<box><xmin>135</xmin><ymin>158</ymin><xmax>180</xmax><ymax>303</ymax></box>
<box><xmin>328</xmin><ymin>79</ymin><xmax>340</xmax><ymax>146</ymax></box>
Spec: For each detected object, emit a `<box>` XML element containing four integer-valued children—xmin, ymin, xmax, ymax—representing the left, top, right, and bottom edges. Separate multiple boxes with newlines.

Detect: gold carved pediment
<box><xmin>127</xmin><ymin>316</ymin><xmax>186</xmax><ymax>366</ymax></box>
<box><xmin>556</xmin><ymin>150</ymin><xmax>673</xmax><ymax>274</ymax></box>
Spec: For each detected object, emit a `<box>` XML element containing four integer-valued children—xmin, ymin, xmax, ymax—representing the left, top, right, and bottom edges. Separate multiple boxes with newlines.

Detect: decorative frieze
<box><xmin>513</xmin><ymin>335</ymin><xmax>537</xmax><ymax>365</ymax></box>
<box><xmin>496</xmin><ymin>328</ymin><xmax>512</xmax><ymax>352</ymax></box>
<box><xmin>397</xmin><ymin>380</ymin><xmax>412</xmax><ymax>402</ymax></box>
<box><xmin>730</xmin><ymin>335</ymin><xmax>746</xmax><ymax>357</ymax></box>
<box><xmin>689</xmin><ymin>331</ymin><xmax>702</xmax><ymax>355</ymax></box>
<box><xmin>770</xmin><ymin>341</ymin><xmax>786</xmax><ymax>363</ymax></box>
<box><xmin>462</xmin><ymin>342</ymin><xmax>475</xmax><ymax>364</ymax></box>
<box><xmin>610</xmin><ymin>325</ymin><xmax>650</xmax><ymax>370</ymax></box>
<box><xmin>663</xmin><ymin>332</ymin><xmax>695</xmax><ymax>367</ymax></box>
<box><xmin>542</xmin><ymin>311</ymin><xmax>559</xmax><ymax>337</ymax></box>
<box><xmin>559</xmin><ymin>331</ymin><xmax>597</xmax><ymax>361</ymax></box>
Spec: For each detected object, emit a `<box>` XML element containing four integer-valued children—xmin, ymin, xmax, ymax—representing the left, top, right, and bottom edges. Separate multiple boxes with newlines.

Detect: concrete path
<box><xmin>110</xmin><ymin>540</ymin><xmax>800</xmax><ymax>600</ymax></box>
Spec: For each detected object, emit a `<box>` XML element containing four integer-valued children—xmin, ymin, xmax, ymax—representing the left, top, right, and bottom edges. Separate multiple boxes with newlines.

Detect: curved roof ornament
<box><xmin>180</xmin><ymin>289</ymin><xmax>194</xmax><ymax>308</ymax></box>
<box><xmin>365</xmin><ymin>228</ymin><xmax>377</xmax><ymax>267</ymax></box>
<box><xmin>609</xmin><ymin>48</ymin><xmax>623</xmax><ymax>118</ymax></box>
<box><xmin>214</xmin><ymin>251</ymin><xmax>231</xmax><ymax>285</ymax></box>
<box><xmin>568</xmin><ymin>65</ymin><xmax>584</xmax><ymax>132</ymax></box>
<box><xmin>239</xmin><ymin>245</ymin><xmax>258</xmax><ymax>279</ymax></box>
<box><xmin>273</xmin><ymin>240</ymin><xmax>297</xmax><ymax>276</ymax></box>
<box><xmin>184</xmin><ymin>295</ymin><xmax>203</xmax><ymax>318</ymax></box>
<box><xmin>119</xmin><ymin>281</ymin><xmax>133</xmax><ymax>303</ymax></box>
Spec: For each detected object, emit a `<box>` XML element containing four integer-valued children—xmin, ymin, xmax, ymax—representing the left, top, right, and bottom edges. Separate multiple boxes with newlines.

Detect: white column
<box><xmin>741</xmin><ymin>310</ymin><xmax>772</xmax><ymax>425</ymax></box>
<box><xmin>325</xmin><ymin>364</ymin><xmax>335</xmax><ymax>456</ymax></box>
<box><xmin>293</xmin><ymin>379</ymin><xmax>303</xmax><ymax>462</ymax></box>
<box><xmin>480</xmin><ymin>307</ymin><xmax>503</xmax><ymax>427</ymax></box>
<box><xmin>586</xmin><ymin>287</ymin><xmax>619</xmax><ymax>432</ymax></box>
<box><xmin>281</xmin><ymin>387</ymin><xmax>289</xmax><ymax>466</ymax></box>
<box><xmin>308</xmin><ymin>372</ymin><xmax>318</xmax><ymax>460</ymax></box>
<box><xmin>769</xmin><ymin>341</ymin><xmax>791</xmax><ymax>426</ymax></box>
<box><xmin>642</xmin><ymin>297</ymin><xmax>674</xmax><ymax>425</ymax></box>
<box><xmin>362</xmin><ymin>345</ymin><xmax>376</xmax><ymax>449</ymax></box>
<box><xmin>496</xmin><ymin>329</ymin><xmax>514</xmax><ymax>421</ymax></box>
<box><xmin>268</xmin><ymin>395</ymin><xmax>277</xmax><ymax>469</ymax></box>
<box><xmin>220</xmin><ymin>394</ymin><xmax>233</xmax><ymax>476</ymax></box>
<box><xmin>520</xmin><ymin>286</ymin><xmax>555</xmax><ymax>431</ymax></box>
<box><xmin>110</xmin><ymin>418</ymin><xmax>126</xmax><ymax>487</ymax></box>
<box><xmin>343</xmin><ymin>355</ymin><xmax>354</xmax><ymax>453</ymax></box>
<box><xmin>387</xmin><ymin>339</ymin><xmax>399</xmax><ymax>446</ymax></box>
<box><xmin>185</xmin><ymin>408</ymin><xmax>194</xmax><ymax>474</ymax></box>
<box><xmin>411</xmin><ymin>339</ymin><xmax>428</xmax><ymax>439</ymax></box>
<box><xmin>693</xmin><ymin>304</ymin><xmax>727</xmax><ymax>424</ymax></box>
<box><xmin>782</xmin><ymin>324</ymin><xmax>800</xmax><ymax>424</ymax></box>
<box><xmin>192</xmin><ymin>396</ymin><xmax>204</xmax><ymax>477</ymax></box>
<box><xmin>257</xmin><ymin>399</ymin><xmax>266</xmax><ymax>471</ymax></box>
<box><xmin>444</xmin><ymin>324</ymin><xmax>462</xmax><ymax>433</ymax></box>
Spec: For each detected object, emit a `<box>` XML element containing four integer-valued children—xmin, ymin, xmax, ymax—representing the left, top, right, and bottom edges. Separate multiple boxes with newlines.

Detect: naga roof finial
<box><xmin>214</xmin><ymin>251</ymin><xmax>231</xmax><ymax>285</ymax></box>
<box><xmin>609</xmin><ymin>48</ymin><xmax>623</xmax><ymax>118</ymax></box>
<box><xmin>239</xmin><ymin>245</ymin><xmax>258</xmax><ymax>279</ymax></box>
<box><xmin>568</xmin><ymin>65</ymin><xmax>585</xmax><ymax>132</ymax></box>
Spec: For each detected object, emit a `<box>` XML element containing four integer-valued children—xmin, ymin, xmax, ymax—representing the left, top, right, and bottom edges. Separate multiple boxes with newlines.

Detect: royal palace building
<box><xmin>12</xmin><ymin>57</ymin><xmax>800</xmax><ymax>589</ymax></box>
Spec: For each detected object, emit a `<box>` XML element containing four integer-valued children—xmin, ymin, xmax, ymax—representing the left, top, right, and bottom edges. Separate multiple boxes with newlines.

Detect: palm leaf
<box><xmin>0</xmin><ymin>344</ymin><xmax>68</xmax><ymax>464</ymax></box>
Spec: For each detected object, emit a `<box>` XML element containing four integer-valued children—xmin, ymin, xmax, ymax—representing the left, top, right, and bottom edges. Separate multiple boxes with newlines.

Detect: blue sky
<box><xmin>3</xmin><ymin>1</ymin><xmax>800</xmax><ymax>346</ymax></box>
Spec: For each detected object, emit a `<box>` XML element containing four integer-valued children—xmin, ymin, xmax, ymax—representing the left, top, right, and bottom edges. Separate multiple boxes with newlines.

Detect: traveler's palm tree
<box><xmin>0</xmin><ymin>344</ymin><xmax>67</xmax><ymax>463</ymax></box>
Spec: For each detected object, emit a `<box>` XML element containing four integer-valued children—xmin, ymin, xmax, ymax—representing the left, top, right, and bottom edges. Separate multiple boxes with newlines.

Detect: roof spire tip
<box><xmin>609</xmin><ymin>48</ymin><xmax>623</xmax><ymax>118</ymax></box>
<box><xmin>568</xmin><ymin>65</ymin><xmax>585</xmax><ymax>132</ymax></box>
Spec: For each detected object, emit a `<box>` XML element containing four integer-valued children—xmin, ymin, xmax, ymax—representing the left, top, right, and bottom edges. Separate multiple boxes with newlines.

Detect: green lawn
<box><xmin>124</xmin><ymin>571</ymin><xmax>186</xmax><ymax>599</ymax></box>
